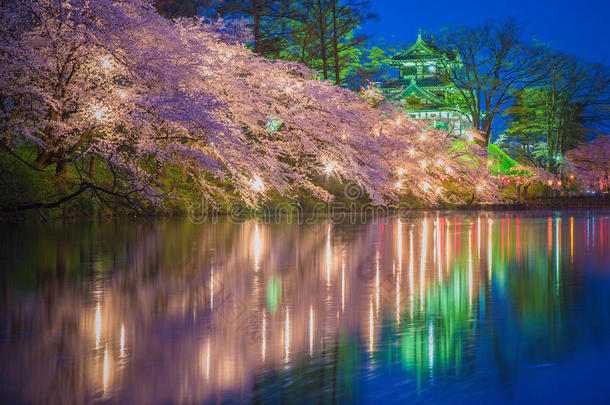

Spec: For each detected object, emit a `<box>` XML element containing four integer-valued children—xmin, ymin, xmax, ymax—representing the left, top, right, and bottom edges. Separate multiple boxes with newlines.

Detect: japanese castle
<box><xmin>381</xmin><ymin>30</ymin><xmax>472</xmax><ymax>135</ymax></box>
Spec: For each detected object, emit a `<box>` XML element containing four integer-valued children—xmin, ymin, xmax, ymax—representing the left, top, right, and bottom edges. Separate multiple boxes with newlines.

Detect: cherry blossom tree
<box><xmin>566</xmin><ymin>135</ymin><xmax>610</xmax><ymax>193</ymax></box>
<box><xmin>1</xmin><ymin>0</ymin><xmax>503</xmax><ymax>213</ymax></box>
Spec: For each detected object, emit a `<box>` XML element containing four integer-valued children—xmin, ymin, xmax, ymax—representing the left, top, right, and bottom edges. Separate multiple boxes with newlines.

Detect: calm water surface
<box><xmin>1</xmin><ymin>211</ymin><xmax>610</xmax><ymax>404</ymax></box>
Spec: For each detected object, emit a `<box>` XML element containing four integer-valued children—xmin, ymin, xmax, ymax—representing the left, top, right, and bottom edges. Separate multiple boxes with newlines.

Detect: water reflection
<box><xmin>1</xmin><ymin>211</ymin><xmax>610</xmax><ymax>404</ymax></box>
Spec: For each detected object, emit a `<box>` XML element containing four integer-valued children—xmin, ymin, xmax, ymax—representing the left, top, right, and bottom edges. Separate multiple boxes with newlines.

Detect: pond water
<box><xmin>1</xmin><ymin>211</ymin><xmax>610</xmax><ymax>404</ymax></box>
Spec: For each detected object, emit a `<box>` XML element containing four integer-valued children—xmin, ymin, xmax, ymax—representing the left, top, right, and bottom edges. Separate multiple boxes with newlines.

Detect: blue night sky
<box><xmin>366</xmin><ymin>0</ymin><xmax>610</xmax><ymax>64</ymax></box>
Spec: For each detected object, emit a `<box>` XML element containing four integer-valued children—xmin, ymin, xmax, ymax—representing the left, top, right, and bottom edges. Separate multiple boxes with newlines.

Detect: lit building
<box><xmin>381</xmin><ymin>30</ymin><xmax>472</xmax><ymax>136</ymax></box>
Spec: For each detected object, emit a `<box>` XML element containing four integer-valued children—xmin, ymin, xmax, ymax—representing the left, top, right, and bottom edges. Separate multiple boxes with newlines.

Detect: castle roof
<box><xmin>389</xmin><ymin>30</ymin><xmax>457</xmax><ymax>65</ymax></box>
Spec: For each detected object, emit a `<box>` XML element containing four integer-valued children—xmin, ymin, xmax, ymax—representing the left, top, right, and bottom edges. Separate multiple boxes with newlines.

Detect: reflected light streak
<box><xmin>210</xmin><ymin>267</ymin><xmax>214</xmax><ymax>309</ymax></box>
<box><xmin>556</xmin><ymin>217</ymin><xmax>561</xmax><ymax>295</ymax></box>
<box><xmin>375</xmin><ymin>250</ymin><xmax>380</xmax><ymax>314</ymax></box>
<box><xmin>369</xmin><ymin>300</ymin><xmax>374</xmax><ymax>354</ymax></box>
<box><xmin>477</xmin><ymin>216</ymin><xmax>481</xmax><ymax>258</ymax></box>
<box><xmin>437</xmin><ymin>219</ymin><xmax>442</xmax><ymax>282</ymax></box>
<box><xmin>119</xmin><ymin>324</ymin><xmax>125</xmax><ymax>358</ymax></box>
<box><xmin>446</xmin><ymin>221</ymin><xmax>450</xmax><ymax>272</ymax></box>
<box><xmin>95</xmin><ymin>302</ymin><xmax>102</xmax><ymax>350</ymax></box>
<box><xmin>285</xmin><ymin>308</ymin><xmax>290</xmax><ymax>362</ymax></box>
<box><xmin>254</xmin><ymin>224</ymin><xmax>261</xmax><ymax>270</ymax></box>
<box><xmin>397</xmin><ymin>219</ymin><xmax>403</xmax><ymax>272</ymax></box>
<box><xmin>103</xmin><ymin>345</ymin><xmax>109</xmax><ymax>394</ymax></box>
<box><xmin>262</xmin><ymin>312</ymin><xmax>266</xmax><ymax>362</ymax></box>
<box><xmin>570</xmin><ymin>217</ymin><xmax>574</xmax><ymax>264</ymax></box>
<box><xmin>420</xmin><ymin>217</ymin><xmax>428</xmax><ymax>311</ymax></box>
<box><xmin>517</xmin><ymin>217</ymin><xmax>521</xmax><ymax>263</ymax></box>
<box><xmin>409</xmin><ymin>230</ymin><xmax>414</xmax><ymax>318</ymax></box>
<box><xmin>326</xmin><ymin>226</ymin><xmax>331</xmax><ymax>285</ymax></box>
<box><xmin>309</xmin><ymin>306</ymin><xmax>314</xmax><ymax>356</ymax></box>
<box><xmin>341</xmin><ymin>260</ymin><xmax>345</xmax><ymax>313</ymax></box>
<box><xmin>488</xmin><ymin>219</ymin><xmax>493</xmax><ymax>281</ymax></box>
<box><xmin>396</xmin><ymin>272</ymin><xmax>400</xmax><ymax>324</ymax></box>
<box><xmin>507</xmin><ymin>217</ymin><xmax>510</xmax><ymax>262</ymax></box>
<box><xmin>501</xmin><ymin>218</ymin><xmax>505</xmax><ymax>261</ymax></box>
<box><xmin>468</xmin><ymin>230</ymin><xmax>472</xmax><ymax>307</ymax></box>
<box><xmin>206</xmin><ymin>340</ymin><xmax>210</xmax><ymax>379</ymax></box>
<box><xmin>428</xmin><ymin>321</ymin><xmax>434</xmax><ymax>369</ymax></box>
<box><xmin>548</xmin><ymin>217</ymin><xmax>553</xmax><ymax>257</ymax></box>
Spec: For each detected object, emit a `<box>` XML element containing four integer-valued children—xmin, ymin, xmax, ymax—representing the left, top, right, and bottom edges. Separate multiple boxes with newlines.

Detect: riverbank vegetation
<box><xmin>0</xmin><ymin>0</ymin><xmax>607</xmax><ymax>221</ymax></box>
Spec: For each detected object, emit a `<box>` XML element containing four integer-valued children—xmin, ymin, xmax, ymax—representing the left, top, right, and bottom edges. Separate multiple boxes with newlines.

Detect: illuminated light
<box><xmin>488</xmin><ymin>160</ymin><xmax>493</xmax><ymax>165</ymax></box>
<box><xmin>419</xmin><ymin>134</ymin><xmax>426</xmax><ymax>141</ymax></box>
<box><xmin>95</xmin><ymin>303</ymin><xmax>101</xmax><ymax>349</ymax></box>
<box><xmin>116</xmin><ymin>89</ymin><xmax>128</xmax><ymax>100</ymax></box>
<box><xmin>457</xmin><ymin>177</ymin><xmax>463</xmax><ymax>183</ymax></box>
<box><xmin>422</xmin><ymin>182</ymin><xmax>430</xmax><ymax>192</ymax></box>
<box><xmin>436</xmin><ymin>159</ymin><xmax>443</xmax><ymax>166</ymax></box>
<box><xmin>374</xmin><ymin>128</ymin><xmax>380</xmax><ymax>137</ymax></box>
<box><xmin>506</xmin><ymin>178</ymin><xmax>511</xmax><ymax>184</ymax></box>
<box><xmin>569</xmin><ymin>174</ymin><xmax>575</xmax><ymax>180</ymax></box>
<box><xmin>547</xmin><ymin>179</ymin><xmax>554</xmax><ymax>186</ymax></box>
<box><xmin>341</xmin><ymin>133</ymin><xmax>347</xmax><ymax>140</ymax></box>
<box><xmin>409</xmin><ymin>147</ymin><xmax>415</xmax><ymax>156</ymax></box>
<box><xmin>91</xmin><ymin>104</ymin><xmax>108</xmax><ymax>121</ymax></box>
<box><xmin>397</xmin><ymin>167</ymin><xmax>404</xmax><ymax>175</ymax></box>
<box><xmin>250</xmin><ymin>176</ymin><xmax>265</xmax><ymax>192</ymax></box>
<box><xmin>557</xmin><ymin>180</ymin><xmax>562</xmax><ymax>187</ymax></box>
<box><xmin>284</xmin><ymin>86</ymin><xmax>292</xmax><ymax>93</ymax></box>
<box><xmin>435</xmin><ymin>187</ymin><xmax>441</xmax><ymax>194</ymax></box>
<box><xmin>119</xmin><ymin>324</ymin><xmax>125</xmax><ymax>358</ymax></box>
<box><xmin>445</xmin><ymin>167</ymin><xmax>452</xmax><ymax>174</ymax></box>
<box><xmin>396</xmin><ymin>118</ymin><xmax>402</xmax><ymax>126</ymax></box>
<box><xmin>100</xmin><ymin>55</ymin><xmax>113</xmax><ymax>71</ymax></box>
<box><xmin>395</xmin><ymin>181</ymin><xmax>403</xmax><ymax>189</ymax></box>
<box><xmin>324</xmin><ymin>163</ymin><xmax>334</xmax><ymax>174</ymax></box>
<box><xmin>476</xmin><ymin>185</ymin><xmax>482</xmax><ymax>192</ymax></box>
<box><xmin>421</xmin><ymin>160</ymin><xmax>427</xmax><ymax>168</ymax></box>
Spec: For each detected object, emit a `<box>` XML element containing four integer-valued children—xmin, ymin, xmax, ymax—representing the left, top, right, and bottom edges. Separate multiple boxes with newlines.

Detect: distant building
<box><xmin>381</xmin><ymin>30</ymin><xmax>472</xmax><ymax>136</ymax></box>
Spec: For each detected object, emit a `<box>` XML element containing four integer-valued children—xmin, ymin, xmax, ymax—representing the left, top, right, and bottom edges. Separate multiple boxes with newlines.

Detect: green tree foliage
<box><xmin>431</xmin><ymin>19</ymin><xmax>547</xmax><ymax>145</ymax></box>
<box><xmin>502</xmin><ymin>52</ymin><xmax>610</xmax><ymax>173</ymax></box>
<box><xmin>212</xmin><ymin>0</ymin><xmax>382</xmax><ymax>89</ymax></box>
<box><xmin>155</xmin><ymin>0</ymin><xmax>209</xmax><ymax>18</ymax></box>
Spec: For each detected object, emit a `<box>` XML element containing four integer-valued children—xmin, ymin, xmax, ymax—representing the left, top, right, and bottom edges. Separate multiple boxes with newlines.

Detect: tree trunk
<box><xmin>316</xmin><ymin>0</ymin><xmax>328</xmax><ymax>80</ymax></box>
<box><xmin>55</xmin><ymin>159</ymin><xmax>68</xmax><ymax>175</ymax></box>
<box><xmin>523</xmin><ymin>185</ymin><xmax>528</xmax><ymax>202</ymax></box>
<box><xmin>88</xmin><ymin>155</ymin><xmax>96</xmax><ymax>178</ymax></box>
<box><xmin>252</xmin><ymin>0</ymin><xmax>262</xmax><ymax>54</ymax></box>
<box><xmin>516</xmin><ymin>184</ymin><xmax>521</xmax><ymax>203</ymax></box>
<box><xmin>35</xmin><ymin>150</ymin><xmax>50</xmax><ymax>170</ymax></box>
<box><xmin>331</xmin><ymin>5</ymin><xmax>341</xmax><ymax>86</ymax></box>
